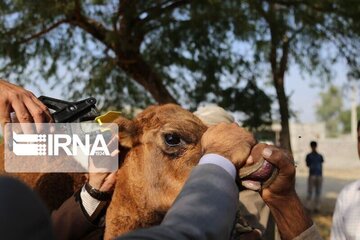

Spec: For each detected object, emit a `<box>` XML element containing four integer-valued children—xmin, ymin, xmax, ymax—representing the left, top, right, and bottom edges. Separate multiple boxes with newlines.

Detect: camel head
<box><xmin>105</xmin><ymin>104</ymin><xmax>207</xmax><ymax>238</ymax></box>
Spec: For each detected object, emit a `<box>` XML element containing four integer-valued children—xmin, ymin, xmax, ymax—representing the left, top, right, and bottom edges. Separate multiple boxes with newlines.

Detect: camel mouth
<box><xmin>240</xmin><ymin>160</ymin><xmax>277</xmax><ymax>191</ymax></box>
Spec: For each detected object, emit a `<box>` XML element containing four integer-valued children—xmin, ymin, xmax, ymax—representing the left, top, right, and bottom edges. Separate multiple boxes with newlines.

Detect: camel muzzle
<box><xmin>239</xmin><ymin>158</ymin><xmax>278</xmax><ymax>191</ymax></box>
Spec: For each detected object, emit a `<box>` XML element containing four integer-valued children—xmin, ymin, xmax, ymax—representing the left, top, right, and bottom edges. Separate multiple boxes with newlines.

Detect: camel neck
<box><xmin>104</xmin><ymin>170</ymin><xmax>163</xmax><ymax>239</ymax></box>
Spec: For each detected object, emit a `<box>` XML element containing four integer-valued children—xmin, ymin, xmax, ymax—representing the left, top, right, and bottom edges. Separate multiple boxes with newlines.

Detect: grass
<box><xmin>312</xmin><ymin>213</ymin><xmax>332</xmax><ymax>240</ymax></box>
<box><xmin>300</xmin><ymin>196</ymin><xmax>335</xmax><ymax>240</ymax></box>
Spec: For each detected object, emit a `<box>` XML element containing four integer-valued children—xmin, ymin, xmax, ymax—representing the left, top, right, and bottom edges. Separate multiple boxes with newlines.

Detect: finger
<box><xmin>0</xmin><ymin>101</ymin><xmax>11</xmax><ymax>128</ymax></box>
<box><xmin>100</xmin><ymin>172</ymin><xmax>117</xmax><ymax>192</ymax></box>
<box><xmin>262</xmin><ymin>146</ymin><xmax>295</xmax><ymax>176</ymax></box>
<box><xmin>29</xmin><ymin>93</ymin><xmax>53</xmax><ymax>123</ymax></box>
<box><xmin>23</xmin><ymin>95</ymin><xmax>50</xmax><ymax>123</ymax></box>
<box><xmin>244</xmin><ymin>143</ymin><xmax>268</xmax><ymax>168</ymax></box>
<box><xmin>107</xmin><ymin>135</ymin><xmax>119</xmax><ymax>154</ymax></box>
<box><xmin>23</xmin><ymin>97</ymin><xmax>49</xmax><ymax>133</ymax></box>
<box><xmin>239</xmin><ymin>143</ymin><xmax>268</xmax><ymax>178</ymax></box>
<box><xmin>111</xmin><ymin>149</ymin><xmax>120</xmax><ymax>157</ymax></box>
<box><xmin>245</xmin><ymin>155</ymin><xmax>254</xmax><ymax>165</ymax></box>
<box><xmin>11</xmin><ymin>101</ymin><xmax>35</xmax><ymax>134</ymax></box>
<box><xmin>250</xmin><ymin>142</ymin><xmax>267</xmax><ymax>159</ymax></box>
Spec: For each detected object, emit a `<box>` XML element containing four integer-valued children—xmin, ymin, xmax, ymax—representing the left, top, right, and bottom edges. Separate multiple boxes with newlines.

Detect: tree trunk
<box><xmin>117</xmin><ymin>56</ymin><xmax>177</xmax><ymax>104</ymax></box>
<box><xmin>255</xmin><ymin>1</ymin><xmax>293</xmax><ymax>152</ymax></box>
<box><xmin>269</xmin><ymin>33</ymin><xmax>292</xmax><ymax>152</ymax></box>
<box><xmin>273</xmin><ymin>76</ymin><xmax>292</xmax><ymax>152</ymax></box>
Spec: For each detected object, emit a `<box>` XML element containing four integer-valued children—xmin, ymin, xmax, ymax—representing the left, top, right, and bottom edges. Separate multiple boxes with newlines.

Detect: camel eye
<box><xmin>164</xmin><ymin>133</ymin><xmax>183</xmax><ymax>147</ymax></box>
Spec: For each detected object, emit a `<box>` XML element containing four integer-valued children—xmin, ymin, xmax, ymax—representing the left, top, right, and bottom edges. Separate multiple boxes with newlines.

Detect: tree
<box><xmin>0</xmin><ymin>0</ymin><xmax>182</xmax><ymax>105</ymax></box>
<box><xmin>236</xmin><ymin>0</ymin><xmax>360</xmax><ymax>150</ymax></box>
<box><xmin>158</xmin><ymin>0</ymin><xmax>360</xmax><ymax>151</ymax></box>
<box><xmin>0</xmin><ymin>0</ymin><xmax>272</xmax><ymax>129</ymax></box>
<box><xmin>2</xmin><ymin>1</ymin><xmax>360</xmax><ymax>149</ymax></box>
<box><xmin>316</xmin><ymin>85</ymin><xmax>343</xmax><ymax>137</ymax></box>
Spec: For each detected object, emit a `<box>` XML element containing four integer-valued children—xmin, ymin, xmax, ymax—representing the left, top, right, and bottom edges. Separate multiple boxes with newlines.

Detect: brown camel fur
<box><xmin>0</xmin><ymin>103</ymin><xmax>258</xmax><ymax>238</ymax></box>
<box><xmin>104</xmin><ymin>104</ymin><xmax>256</xmax><ymax>239</ymax></box>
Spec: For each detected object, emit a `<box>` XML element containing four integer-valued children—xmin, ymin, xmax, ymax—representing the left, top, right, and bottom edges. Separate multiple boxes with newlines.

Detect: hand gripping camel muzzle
<box><xmin>239</xmin><ymin>157</ymin><xmax>278</xmax><ymax>191</ymax></box>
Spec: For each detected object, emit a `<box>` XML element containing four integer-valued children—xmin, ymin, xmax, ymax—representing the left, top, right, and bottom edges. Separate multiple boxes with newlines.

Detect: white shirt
<box><xmin>331</xmin><ymin>180</ymin><xmax>360</xmax><ymax>240</ymax></box>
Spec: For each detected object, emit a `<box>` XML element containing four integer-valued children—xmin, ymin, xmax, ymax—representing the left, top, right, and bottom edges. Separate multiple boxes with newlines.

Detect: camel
<box><xmin>103</xmin><ymin>104</ymin><xmax>258</xmax><ymax>239</ymax></box>
<box><xmin>1</xmin><ymin>103</ymin><xmax>269</xmax><ymax>239</ymax></box>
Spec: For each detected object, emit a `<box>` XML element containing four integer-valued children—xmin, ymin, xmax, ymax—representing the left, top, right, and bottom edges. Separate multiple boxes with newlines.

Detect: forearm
<box><xmin>265</xmin><ymin>192</ymin><xmax>313</xmax><ymax>240</ymax></box>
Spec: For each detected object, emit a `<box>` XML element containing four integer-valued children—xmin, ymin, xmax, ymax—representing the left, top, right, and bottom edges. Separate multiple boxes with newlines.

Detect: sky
<box><xmin>22</xmin><ymin>60</ymin><xmax>355</xmax><ymax>124</ymax></box>
<box><xmin>285</xmin><ymin>62</ymin><xmax>355</xmax><ymax>123</ymax></box>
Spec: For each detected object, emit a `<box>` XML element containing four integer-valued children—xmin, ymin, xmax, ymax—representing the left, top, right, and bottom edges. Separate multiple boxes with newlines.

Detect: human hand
<box><xmin>0</xmin><ymin>79</ymin><xmax>53</xmax><ymax>128</ymax></box>
<box><xmin>201</xmin><ymin>123</ymin><xmax>256</xmax><ymax>170</ymax></box>
<box><xmin>258</xmin><ymin>145</ymin><xmax>296</xmax><ymax>202</ymax></box>
<box><xmin>88</xmin><ymin>172</ymin><xmax>117</xmax><ymax>192</ymax></box>
<box><xmin>88</xmin><ymin>135</ymin><xmax>119</xmax><ymax>192</ymax></box>
<box><xmin>247</xmin><ymin>144</ymin><xmax>312</xmax><ymax>240</ymax></box>
<box><xmin>242</xmin><ymin>143</ymin><xmax>295</xmax><ymax>201</ymax></box>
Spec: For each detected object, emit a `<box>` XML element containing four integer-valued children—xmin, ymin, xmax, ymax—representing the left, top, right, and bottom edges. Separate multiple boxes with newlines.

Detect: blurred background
<box><xmin>1</xmin><ymin>1</ymin><xmax>360</xmax><ymax>238</ymax></box>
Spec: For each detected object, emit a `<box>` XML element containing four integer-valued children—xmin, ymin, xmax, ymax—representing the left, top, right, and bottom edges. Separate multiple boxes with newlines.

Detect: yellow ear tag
<box><xmin>95</xmin><ymin>111</ymin><xmax>122</xmax><ymax>126</ymax></box>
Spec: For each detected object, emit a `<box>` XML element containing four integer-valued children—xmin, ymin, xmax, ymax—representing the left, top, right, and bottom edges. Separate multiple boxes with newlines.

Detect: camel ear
<box><xmin>113</xmin><ymin>116</ymin><xmax>139</xmax><ymax>148</ymax></box>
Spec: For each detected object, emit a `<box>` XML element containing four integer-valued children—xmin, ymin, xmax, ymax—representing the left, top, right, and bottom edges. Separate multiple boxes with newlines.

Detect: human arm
<box><xmin>51</xmin><ymin>139</ymin><xmax>118</xmax><ymax>239</ymax></box>
<box><xmin>51</xmin><ymin>174</ymin><xmax>116</xmax><ymax>239</ymax></box>
<box><xmin>255</xmin><ymin>145</ymin><xmax>322</xmax><ymax>240</ymax></box>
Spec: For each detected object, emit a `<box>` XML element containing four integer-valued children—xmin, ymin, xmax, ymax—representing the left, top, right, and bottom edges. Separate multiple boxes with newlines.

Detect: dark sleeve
<box><xmin>116</xmin><ymin>164</ymin><xmax>239</xmax><ymax>240</ymax></box>
<box><xmin>321</xmin><ymin>154</ymin><xmax>324</xmax><ymax>163</ymax></box>
<box><xmin>51</xmin><ymin>191</ymin><xmax>102</xmax><ymax>240</ymax></box>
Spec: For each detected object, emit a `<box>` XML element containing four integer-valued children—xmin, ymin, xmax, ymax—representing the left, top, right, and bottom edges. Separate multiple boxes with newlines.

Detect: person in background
<box><xmin>330</xmin><ymin>121</ymin><xmax>360</xmax><ymax>240</ymax></box>
<box><xmin>305</xmin><ymin>141</ymin><xmax>324</xmax><ymax>213</ymax></box>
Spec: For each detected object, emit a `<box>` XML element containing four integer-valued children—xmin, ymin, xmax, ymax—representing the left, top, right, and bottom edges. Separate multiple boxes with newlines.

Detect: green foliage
<box><xmin>339</xmin><ymin>106</ymin><xmax>360</xmax><ymax>134</ymax></box>
<box><xmin>0</xmin><ymin>0</ymin><xmax>274</xmax><ymax>129</ymax></box>
<box><xmin>1</xmin><ymin>0</ymin><xmax>360</xmax><ymax>132</ymax></box>
<box><xmin>219</xmin><ymin>80</ymin><xmax>272</xmax><ymax>129</ymax></box>
<box><xmin>316</xmin><ymin>85</ymin><xmax>343</xmax><ymax>137</ymax></box>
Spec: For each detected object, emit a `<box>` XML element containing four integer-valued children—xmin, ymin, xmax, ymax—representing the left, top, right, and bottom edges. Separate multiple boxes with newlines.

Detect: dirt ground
<box><xmin>295</xmin><ymin>168</ymin><xmax>360</xmax><ymax>240</ymax></box>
